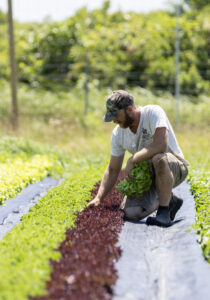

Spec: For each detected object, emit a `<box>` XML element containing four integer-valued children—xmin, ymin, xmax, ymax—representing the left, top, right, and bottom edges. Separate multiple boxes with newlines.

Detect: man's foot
<box><xmin>146</xmin><ymin>206</ymin><xmax>172</xmax><ymax>227</ymax></box>
<box><xmin>169</xmin><ymin>194</ymin><xmax>183</xmax><ymax>221</ymax></box>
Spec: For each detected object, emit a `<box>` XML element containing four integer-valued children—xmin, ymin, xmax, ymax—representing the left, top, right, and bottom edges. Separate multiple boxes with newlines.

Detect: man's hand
<box><xmin>125</xmin><ymin>156</ymin><xmax>135</xmax><ymax>181</ymax></box>
<box><xmin>87</xmin><ymin>196</ymin><xmax>101</xmax><ymax>208</ymax></box>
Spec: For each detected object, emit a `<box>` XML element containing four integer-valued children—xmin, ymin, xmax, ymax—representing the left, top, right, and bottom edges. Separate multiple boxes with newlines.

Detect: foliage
<box><xmin>38</xmin><ymin>171</ymin><xmax>124</xmax><ymax>299</ymax></box>
<box><xmin>0</xmin><ymin>136</ymin><xmax>64</xmax><ymax>205</ymax></box>
<box><xmin>184</xmin><ymin>0</ymin><xmax>210</xmax><ymax>10</ymax></box>
<box><xmin>181</xmin><ymin>129</ymin><xmax>209</xmax><ymax>262</ymax></box>
<box><xmin>0</xmin><ymin>135</ymin><xmax>60</xmax><ymax>157</ymax></box>
<box><xmin>0</xmin><ymin>80</ymin><xmax>210</xmax><ymax>134</ymax></box>
<box><xmin>0</xmin><ymin>154</ymin><xmax>62</xmax><ymax>205</ymax></box>
<box><xmin>117</xmin><ymin>162</ymin><xmax>152</xmax><ymax>196</ymax></box>
<box><xmin>0</xmin><ymin>4</ymin><xmax>209</xmax><ymax>95</ymax></box>
<box><xmin>0</xmin><ymin>166</ymin><xmax>104</xmax><ymax>300</ymax></box>
<box><xmin>0</xmin><ymin>9</ymin><xmax>7</xmax><ymax>24</ymax></box>
<box><xmin>188</xmin><ymin>168</ymin><xmax>210</xmax><ymax>262</ymax></box>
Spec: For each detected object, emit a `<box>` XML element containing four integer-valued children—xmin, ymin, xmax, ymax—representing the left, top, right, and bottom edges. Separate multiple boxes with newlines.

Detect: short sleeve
<box><xmin>111</xmin><ymin>132</ymin><xmax>125</xmax><ymax>157</ymax></box>
<box><xmin>149</xmin><ymin>105</ymin><xmax>169</xmax><ymax>135</ymax></box>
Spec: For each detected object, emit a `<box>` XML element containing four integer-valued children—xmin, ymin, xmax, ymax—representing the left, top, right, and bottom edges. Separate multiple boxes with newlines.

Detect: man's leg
<box><xmin>121</xmin><ymin>153</ymin><xmax>187</xmax><ymax>224</ymax></box>
<box><xmin>152</xmin><ymin>153</ymin><xmax>174</xmax><ymax>207</ymax></box>
<box><xmin>123</xmin><ymin>198</ymin><xmax>159</xmax><ymax>221</ymax></box>
<box><xmin>146</xmin><ymin>153</ymin><xmax>173</xmax><ymax>227</ymax></box>
<box><xmin>121</xmin><ymin>186</ymin><xmax>159</xmax><ymax>221</ymax></box>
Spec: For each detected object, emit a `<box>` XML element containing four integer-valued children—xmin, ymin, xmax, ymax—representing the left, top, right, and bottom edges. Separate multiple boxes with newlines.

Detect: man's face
<box><xmin>113</xmin><ymin>107</ymin><xmax>134</xmax><ymax>128</ymax></box>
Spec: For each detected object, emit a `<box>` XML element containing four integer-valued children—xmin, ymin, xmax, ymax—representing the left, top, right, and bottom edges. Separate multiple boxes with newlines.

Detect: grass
<box><xmin>0</xmin><ymin>79</ymin><xmax>209</xmax><ymax>164</ymax></box>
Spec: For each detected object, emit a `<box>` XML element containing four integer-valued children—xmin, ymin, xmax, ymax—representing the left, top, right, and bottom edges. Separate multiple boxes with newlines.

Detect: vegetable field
<box><xmin>0</xmin><ymin>139</ymin><xmax>106</xmax><ymax>299</ymax></box>
<box><xmin>0</xmin><ymin>1</ymin><xmax>209</xmax><ymax>298</ymax></box>
<box><xmin>0</xmin><ymin>130</ymin><xmax>209</xmax><ymax>299</ymax></box>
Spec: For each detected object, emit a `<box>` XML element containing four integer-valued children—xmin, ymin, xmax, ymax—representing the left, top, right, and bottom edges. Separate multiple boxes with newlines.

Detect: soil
<box><xmin>33</xmin><ymin>171</ymin><xmax>125</xmax><ymax>300</ymax></box>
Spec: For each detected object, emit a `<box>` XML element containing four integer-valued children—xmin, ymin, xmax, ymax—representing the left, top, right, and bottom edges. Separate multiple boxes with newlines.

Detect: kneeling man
<box><xmin>88</xmin><ymin>90</ymin><xmax>189</xmax><ymax>227</ymax></box>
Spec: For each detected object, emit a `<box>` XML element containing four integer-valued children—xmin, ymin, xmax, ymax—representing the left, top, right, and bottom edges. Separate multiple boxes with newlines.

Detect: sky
<box><xmin>0</xmin><ymin>0</ymin><xmax>171</xmax><ymax>23</ymax></box>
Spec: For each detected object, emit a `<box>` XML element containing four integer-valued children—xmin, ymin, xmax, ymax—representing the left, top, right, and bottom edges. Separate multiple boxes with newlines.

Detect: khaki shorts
<box><xmin>120</xmin><ymin>152</ymin><xmax>189</xmax><ymax>212</ymax></box>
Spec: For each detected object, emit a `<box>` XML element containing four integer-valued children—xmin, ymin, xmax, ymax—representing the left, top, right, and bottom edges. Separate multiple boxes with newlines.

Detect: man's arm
<box><xmin>125</xmin><ymin>127</ymin><xmax>168</xmax><ymax>177</ymax></box>
<box><xmin>88</xmin><ymin>154</ymin><xmax>124</xmax><ymax>207</ymax></box>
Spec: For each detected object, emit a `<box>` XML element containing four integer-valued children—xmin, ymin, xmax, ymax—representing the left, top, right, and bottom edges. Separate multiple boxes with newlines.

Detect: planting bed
<box><xmin>188</xmin><ymin>168</ymin><xmax>210</xmax><ymax>262</ymax></box>
<box><xmin>33</xmin><ymin>172</ymin><xmax>125</xmax><ymax>300</ymax></box>
<box><xmin>114</xmin><ymin>181</ymin><xmax>210</xmax><ymax>300</ymax></box>
<box><xmin>0</xmin><ymin>154</ymin><xmax>61</xmax><ymax>205</ymax></box>
<box><xmin>0</xmin><ymin>166</ymin><xmax>106</xmax><ymax>300</ymax></box>
<box><xmin>0</xmin><ymin>136</ymin><xmax>63</xmax><ymax>205</ymax></box>
<box><xmin>0</xmin><ymin>177</ymin><xmax>62</xmax><ymax>240</ymax></box>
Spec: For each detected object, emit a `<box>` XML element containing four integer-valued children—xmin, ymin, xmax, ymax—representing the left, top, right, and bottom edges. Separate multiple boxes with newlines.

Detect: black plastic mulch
<box><xmin>33</xmin><ymin>171</ymin><xmax>125</xmax><ymax>300</ymax></box>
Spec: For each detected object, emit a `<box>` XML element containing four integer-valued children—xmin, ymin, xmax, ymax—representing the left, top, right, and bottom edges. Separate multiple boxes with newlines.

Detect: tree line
<box><xmin>0</xmin><ymin>0</ymin><xmax>209</xmax><ymax>95</ymax></box>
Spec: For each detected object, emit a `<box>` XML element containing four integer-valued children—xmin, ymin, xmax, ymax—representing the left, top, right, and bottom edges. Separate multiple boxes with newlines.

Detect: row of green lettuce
<box><xmin>0</xmin><ymin>164</ymin><xmax>105</xmax><ymax>299</ymax></box>
<box><xmin>0</xmin><ymin>136</ymin><xmax>63</xmax><ymax>205</ymax></box>
<box><xmin>188</xmin><ymin>168</ymin><xmax>210</xmax><ymax>263</ymax></box>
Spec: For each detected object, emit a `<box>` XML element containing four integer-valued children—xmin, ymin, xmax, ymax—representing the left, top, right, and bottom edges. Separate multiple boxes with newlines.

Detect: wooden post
<box><xmin>175</xmin><ymin>4</ymin><xmax>180</xmax><ymax>130</ymax></box>
<box><xmin>84</xmin><ymin>54</ymin><xmax>89</xmax><ymax>116</ymax></box>
<box><xmin>8</xmin><ymin>0</ymin><xmax>18</xmax><ymax>130</ymax></box>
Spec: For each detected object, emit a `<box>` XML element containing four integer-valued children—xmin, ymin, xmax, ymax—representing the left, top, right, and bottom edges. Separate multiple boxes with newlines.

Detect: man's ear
<box><xmin>126</xmin><ymin>105</ymin><xmax>133</xmax><ymax>112</ymax></box>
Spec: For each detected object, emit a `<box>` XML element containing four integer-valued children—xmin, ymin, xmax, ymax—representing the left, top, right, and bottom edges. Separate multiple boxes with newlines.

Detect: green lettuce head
<box><xmin>117</xmin><ymin>161</ymin><xmax>152</xmax><ymax>196</ymax></box>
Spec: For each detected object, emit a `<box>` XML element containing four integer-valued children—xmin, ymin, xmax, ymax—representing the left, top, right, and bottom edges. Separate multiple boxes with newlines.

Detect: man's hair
<box><xmin>107</xmin><ymin>90</ymin><xmax>134</xmax><ymax>109</ymax></box>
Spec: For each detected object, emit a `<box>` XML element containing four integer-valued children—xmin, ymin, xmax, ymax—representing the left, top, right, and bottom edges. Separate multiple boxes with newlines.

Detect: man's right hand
<box><xmin>87</xmin><ymin>197</ymin><xmax>101</xmax><ymax>208</ymax></box>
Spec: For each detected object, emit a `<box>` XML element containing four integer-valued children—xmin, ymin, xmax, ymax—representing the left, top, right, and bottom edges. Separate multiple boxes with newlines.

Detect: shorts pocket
<box><xmin>180</xmin><ymin>163</ymin><xmax>188</xmax><ymax>183</ymax></box>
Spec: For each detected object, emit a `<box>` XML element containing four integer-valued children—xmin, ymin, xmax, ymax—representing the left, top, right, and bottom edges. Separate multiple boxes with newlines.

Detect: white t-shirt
<box><xmin>111</xmin><ymin>105</ymin><xmax>184</xmax><ymax>158</ymax></box>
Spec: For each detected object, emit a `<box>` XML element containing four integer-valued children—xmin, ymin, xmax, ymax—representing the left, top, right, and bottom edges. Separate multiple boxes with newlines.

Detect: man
<box><xmin>88</xmin><ymin>90</ymin><xmax>189</xmax><ymax>227</ymax></box>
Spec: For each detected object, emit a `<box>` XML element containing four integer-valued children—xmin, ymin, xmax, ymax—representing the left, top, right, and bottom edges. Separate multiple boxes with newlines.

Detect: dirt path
<box><xmin>0</xmin><ymin>177</ymin><xmax>62</xmax><ymax>240</ymax></box>
<box><xmin>113</xmin><ymin>181</ymin><xmax>210</xmax><ymax>300</ymax></box>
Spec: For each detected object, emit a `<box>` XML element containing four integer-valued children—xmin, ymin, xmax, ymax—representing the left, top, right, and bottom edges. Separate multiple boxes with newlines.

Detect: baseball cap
<box><xmin>103</xmin><ymin>90</ymin><xmax>134</xmax><ymax>122</ymax></box>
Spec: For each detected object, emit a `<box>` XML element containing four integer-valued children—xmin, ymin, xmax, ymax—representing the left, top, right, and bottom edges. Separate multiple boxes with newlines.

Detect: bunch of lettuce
<box><xmin>117</xmin><ymin>161</ymin><xmax>152</xmax><ymax>196</ymax></box>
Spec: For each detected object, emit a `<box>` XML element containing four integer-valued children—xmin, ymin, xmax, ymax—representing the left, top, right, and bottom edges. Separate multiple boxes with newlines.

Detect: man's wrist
<box><xmin>132</xmin><ymin>154</ymin><xmax>138</xmax><ymax>164</ymax></box>
<box><xmin>96</xmin><ymin>195</ymin><xmax>102</xmax><ymax>202</ymax></box>
<box><xmin>133</xmin><ymin>148</ymin><xmax>149</xmax><ymax>164</ymax></box>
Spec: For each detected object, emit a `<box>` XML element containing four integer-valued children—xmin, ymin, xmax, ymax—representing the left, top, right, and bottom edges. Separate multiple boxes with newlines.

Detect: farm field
<box><xmin>0</xmin><ymin>1</ymin><xmax>209</xmax><ymax>298</ymax></box>
<box><xmin>0</xmin><ymin>82</ymin><xmax>209</xmax><ymax>299</ymax></box>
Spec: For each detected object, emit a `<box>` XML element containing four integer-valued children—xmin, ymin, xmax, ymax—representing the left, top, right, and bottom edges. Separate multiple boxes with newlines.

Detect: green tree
<box><xmin>184</xmin><ymin>0</ymin><xmax>210</xmax><ymax>10</ymax></box>
<box><xmin>0</xmin><ymin>10</ymin><xmax>7</xmax><ymax>24</ymax></box>
<box><xmin>1</xmin><ymin>2</ymin><xmax>209</xmax><ymax>95</ymax></box>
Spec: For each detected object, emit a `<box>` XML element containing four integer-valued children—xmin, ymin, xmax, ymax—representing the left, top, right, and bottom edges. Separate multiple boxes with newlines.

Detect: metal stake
<box><xmin>8</xmin><ymin>0</ymin><xmax>18</xmax><ymax>130</ymax></box>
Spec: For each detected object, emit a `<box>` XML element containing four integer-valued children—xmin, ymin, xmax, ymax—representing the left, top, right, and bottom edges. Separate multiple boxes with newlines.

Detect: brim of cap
<box><xmin>103</xmin><ymin>111</ymin><xmax>118</xmax><ymax>122</ymax></box>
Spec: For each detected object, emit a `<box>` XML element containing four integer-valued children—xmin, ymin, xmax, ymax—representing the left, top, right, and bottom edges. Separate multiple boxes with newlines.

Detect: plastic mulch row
<box><xmin>32</xmin><ymin>171</ymin><xmax>125</xmax><ymax>300</ymax></box>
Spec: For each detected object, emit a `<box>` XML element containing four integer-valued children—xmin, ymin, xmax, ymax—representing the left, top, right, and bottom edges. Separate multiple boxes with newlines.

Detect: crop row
<box><xmin>0</xmin><ymin>136</ymin><xmax>64</xmax><ymax>205</ymax></box>
<box><xmin>0</xmin><ymin>154</ymin><xmax>62</xmax><ymax>205</ymax></box>
<box><xmin>0</xmin><ymin>165</ymin><xmax>105</xmax><ymax>300</ymax></box>
<box><xmin>188</xmin><ymin>168</ymin><xmax>210</xmax><ymax>263</ymax></box>
<box><xmin>33</xmin><ymin>175</ymin><xmax>125</xmax><ymax>300</ymax></box>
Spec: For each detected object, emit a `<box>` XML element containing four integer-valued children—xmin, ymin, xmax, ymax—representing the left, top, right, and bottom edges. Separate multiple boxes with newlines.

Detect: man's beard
<box><xmin>120</xmin><ymin>110</ymin><xmax>134</xmax><ymax>128</ymax></box>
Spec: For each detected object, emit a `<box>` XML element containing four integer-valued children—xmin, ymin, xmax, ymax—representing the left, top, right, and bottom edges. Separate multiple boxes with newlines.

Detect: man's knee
<box><xmin>152</xmin><ymin>153</ymin><xmax>168</xmax><ymax>173</ymax></box>
<box><xmin>123</xmin><ymin>206</ymin><xmax>144</xmax><ymax>221</ymax></box>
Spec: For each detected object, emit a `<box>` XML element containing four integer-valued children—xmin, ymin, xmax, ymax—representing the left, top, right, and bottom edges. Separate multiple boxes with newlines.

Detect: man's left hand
<box><xmin>125</xmin><ymin>156</ymin><xmax>135</xmax><ymax>181</ymax></box>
